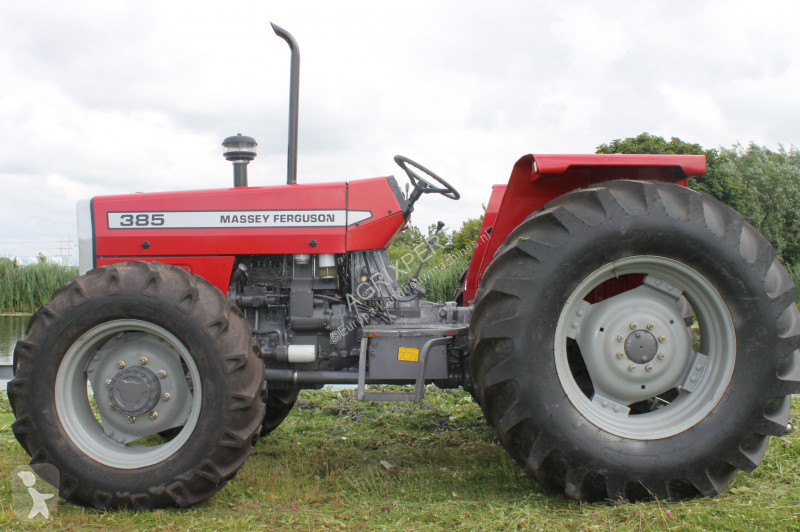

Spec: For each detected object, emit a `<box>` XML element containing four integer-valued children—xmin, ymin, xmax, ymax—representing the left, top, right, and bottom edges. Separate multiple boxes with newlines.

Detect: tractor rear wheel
<box><xmin>469</xmin><ymin>180</ymin><xmax>800</xmax><ymax>501</ymax></box>
<box><xmin>8</xmin><ymin>261</ymin><xmax>265</xmax><ymax>509</ymax></box>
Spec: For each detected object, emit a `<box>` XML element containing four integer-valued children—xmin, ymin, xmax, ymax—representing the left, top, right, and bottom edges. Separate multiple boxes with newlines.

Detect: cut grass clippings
<box><xmin>0</xmin><ymin>388</ymin><xmax>798</xmax><ymax>531</ymax></box>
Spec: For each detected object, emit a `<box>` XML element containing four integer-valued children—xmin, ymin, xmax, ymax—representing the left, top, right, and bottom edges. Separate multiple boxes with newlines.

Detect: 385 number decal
<box><xmin>119</xmin><ymin>213</ymin><xmax>165</xmax><ymax>227</ymax></box>
<box><xmin>110</xmin><ymin>213</ymin><xmax>165</xmax><ymax>229</ymax></box>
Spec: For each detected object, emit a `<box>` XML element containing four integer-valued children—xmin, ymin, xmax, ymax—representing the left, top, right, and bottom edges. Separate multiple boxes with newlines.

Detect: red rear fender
<box><xmin>462</xmin><ymin>153</ymin><xmax>706</xmax><ymax>303</ymax></box>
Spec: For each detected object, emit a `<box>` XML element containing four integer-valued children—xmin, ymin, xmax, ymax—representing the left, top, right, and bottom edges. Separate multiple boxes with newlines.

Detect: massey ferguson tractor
<box><xmin>9</xmin><ymin>24</ymin><xmax>800</xmax><ymax>510</ymax></box>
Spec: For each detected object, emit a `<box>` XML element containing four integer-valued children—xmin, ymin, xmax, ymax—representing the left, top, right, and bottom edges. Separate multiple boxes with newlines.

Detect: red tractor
<box><xmin>9</xmin><ymin>24</ymin><xmax>799</xmax><ymax>509</ymax></box>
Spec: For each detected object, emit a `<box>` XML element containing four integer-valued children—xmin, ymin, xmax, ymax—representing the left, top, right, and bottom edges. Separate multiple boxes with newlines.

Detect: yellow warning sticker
<box><xmin>397</xmin><ymin>346</ymin><xmax>420</xmax><ymax>362</ymax></box>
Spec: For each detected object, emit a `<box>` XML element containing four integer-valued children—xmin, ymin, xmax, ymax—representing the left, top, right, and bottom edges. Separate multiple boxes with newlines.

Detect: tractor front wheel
<box><xmin>470</xmin><ymin>180</ymin><xmax>800</xmax><ymax>500</ymax></box>
<box><xmin>8</xmin><ymin>261</ymin><xmax>265</xmax><ymax>509</ymax></box>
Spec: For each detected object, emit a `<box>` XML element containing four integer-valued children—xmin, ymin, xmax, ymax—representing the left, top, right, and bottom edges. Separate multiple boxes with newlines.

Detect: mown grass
<box><xmin>0</xmin><ymin>259</ymin><xmax>78</xmax><ymax>313</ymax></box>
<box><xmin>0</xmin><ymin>389</ymin><xmax>798</xmax><ymax>531</ymax></box>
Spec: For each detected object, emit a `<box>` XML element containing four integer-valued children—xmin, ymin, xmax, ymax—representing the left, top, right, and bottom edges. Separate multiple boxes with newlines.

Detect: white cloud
<box><xmin>1</xmin><ymin>0</ymin><xmax>799</xmax><ymax>252</ymax></box>
<box><xmin>657</xmin><ymin>84</ymin><xmax>727</xmax><ymax>145</ymax></box>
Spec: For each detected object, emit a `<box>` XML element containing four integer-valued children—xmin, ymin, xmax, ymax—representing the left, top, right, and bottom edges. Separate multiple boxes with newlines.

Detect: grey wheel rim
<box><xmin>55</xmin><ymin>319</ymin><xmax>202</xmax><ymax>468</ymax></box>
<box><xmin>554</xmin><ymin>256</ymin><xmax>735</xmax><ymax>439</ymax></box>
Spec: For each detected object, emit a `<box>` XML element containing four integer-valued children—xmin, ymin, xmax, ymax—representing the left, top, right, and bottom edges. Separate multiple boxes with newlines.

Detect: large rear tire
<box><xmin>470</xmin><ymin>180</ymin><xmax>800</xmax><ymax>501</ymax></box>
<box><xmin>8</xmin><ymin>261</ymin><xmax>265</xmax><ymax>509</ymax></box>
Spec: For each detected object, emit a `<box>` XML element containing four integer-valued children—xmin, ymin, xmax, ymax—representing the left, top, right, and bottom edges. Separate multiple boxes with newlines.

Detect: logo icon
<box><xmin>11</xmin><ymin>465</ymin><xmax>58</xmax><ymax>520</ymax></box>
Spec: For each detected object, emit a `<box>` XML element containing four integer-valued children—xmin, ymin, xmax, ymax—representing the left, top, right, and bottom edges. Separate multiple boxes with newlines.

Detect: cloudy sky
<box><xmin>1</xmin><ymin>0</ymin><xmax>799</xmax><ymax>261</ymax></box>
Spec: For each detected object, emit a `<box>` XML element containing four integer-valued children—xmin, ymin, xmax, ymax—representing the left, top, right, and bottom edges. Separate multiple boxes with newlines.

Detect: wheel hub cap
<box><xmin>624</xmin><ymin>330</ymin><xmax>658</xmax><ymax>364</ymax></box>
<box><xmin>108</xmin><ymin>367</ymin><xmax>161</xmax><ymax>417</ymax></box>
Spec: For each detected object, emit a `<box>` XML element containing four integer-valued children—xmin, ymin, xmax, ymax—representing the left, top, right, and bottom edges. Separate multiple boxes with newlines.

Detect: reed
<box><xmin>0</xmin><ymin>259</ymin><xmax>78</xmax><ymax>313</ymax></box>
<box><xmin>390</xmin><ymin>250</ymin><xmax>471</xmax><ymax>303</ymax></box>
<box><xmin>417</xmin><ymin>254</ymin><xmax>471</xmax><ymax>302</ymax></box>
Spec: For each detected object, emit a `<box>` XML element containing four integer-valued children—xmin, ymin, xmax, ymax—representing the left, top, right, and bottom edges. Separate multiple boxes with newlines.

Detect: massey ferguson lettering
<box><xmin>219</xmin><ymin>214</ymin><xmax>270</xmax><ymax>224</ymax></box>
<box><xmin>219</xmin><ymin>213</ymin><xmax>336</xmax><ymax>224</ymax></box>
<box><xmin>107</xmin><ymin>209</ymin><xmax>372</xmax><ymax>229</ymax></box>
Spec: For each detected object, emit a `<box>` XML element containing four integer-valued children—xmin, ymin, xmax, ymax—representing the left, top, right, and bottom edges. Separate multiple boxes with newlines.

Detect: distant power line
<box><xmin>0</xmin><ymin>239</ymin><xmax>77</xmax><ymax>260</ymax></box>
<box><xmin>0</xmin><ymin>241</ymin><xmax>75</xmax><ymax>244</ymax></box>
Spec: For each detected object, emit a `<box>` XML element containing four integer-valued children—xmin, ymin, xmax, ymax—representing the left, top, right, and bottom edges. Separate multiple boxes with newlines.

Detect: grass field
<box><xmin>1</xmin><ymin>389</ymin><xmax>798</xmax><ymax>531</ymax></box>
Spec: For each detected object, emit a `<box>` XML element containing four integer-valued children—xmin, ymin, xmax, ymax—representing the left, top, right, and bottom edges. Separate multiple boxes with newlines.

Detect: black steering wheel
<box><xmin>394</xmin><ymin>155</ymin><xmax>460</xmax><ymax>200</ymax></box>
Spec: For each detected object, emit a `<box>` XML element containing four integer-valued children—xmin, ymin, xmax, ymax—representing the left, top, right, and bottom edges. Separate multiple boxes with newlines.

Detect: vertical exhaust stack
<box><xmin>271</xmin><ymin>22</ymin><xmax>300</xmax><ymax>185</ymax></box>
<box><xmin>222</xmin><ymin>133</ymin><xmax>258</xmax><ymax>187</ymax></box>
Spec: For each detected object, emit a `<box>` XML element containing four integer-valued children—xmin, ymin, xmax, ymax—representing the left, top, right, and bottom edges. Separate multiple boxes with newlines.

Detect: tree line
<box><xmin>597</xmin><ymin>133</ymin><xmax>800</xmax><ymax>289</ymax></box>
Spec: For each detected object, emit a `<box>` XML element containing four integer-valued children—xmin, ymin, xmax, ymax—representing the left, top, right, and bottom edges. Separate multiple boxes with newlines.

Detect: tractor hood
<box><xmin>78</xmin><ymin>176</ymin><xmax>406</xmax><ymax>280</ymax></box>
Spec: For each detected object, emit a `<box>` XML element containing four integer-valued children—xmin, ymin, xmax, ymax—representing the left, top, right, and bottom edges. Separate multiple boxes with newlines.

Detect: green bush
<box><xmin>598</xmin><ymin>134</ymin><xmax>800</xmax><ymax>299</ymax></box>
<box><xmin>713</xmin><ymin>144</ymin><xmax>800</xmax><ymax>267</ymax></box>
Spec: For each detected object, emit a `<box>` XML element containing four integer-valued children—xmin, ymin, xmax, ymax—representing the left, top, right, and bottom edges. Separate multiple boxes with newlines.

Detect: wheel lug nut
<box><xmin>647</xmin><ymin>323</ymin><xmax>654</xmax><ymax>330</ymax></box>
<box><xmin>139</xmin><ymin>356</ymin><xmax>148</xmax><ymax>365</ymax></box>
<box><xmin>105</xmin><ymin>379</ymin><xmax>112</xmax><ymax>388</ymax></box>
<box><xmin>645</xmin><ymin>365</ymin><xmax>654</xmax><ymax>372</ymax></box>
<box><xmin>616</xmin><ymin>352</ymin><xmax>624</xmax><ymax>359</ymax></box>
<box><xmin>127</xmin><ymin>416</ymin><xmax>136</xmax><ymax>424</ymax></box>
<box><xmin>117</xmin><ymin>361</ymin><xmax>126</xmax><ymax>369</ymax></box>
<box><xmin>158</xmin><ymin>370</ymin><xmax>167</xmax><ymax>379</ymax></box>
<box><xmin>658</xmin><ymin>336</ymin><xmax>666</xmax><ymax>343</ymax></box>
<box><xmin>629</xmin><ymin>323</ymin><xmax>638</xmax><ymax>330</ymax></box>
<box><xmin>657</xmin><ymin>353</ymin><xmax>666</xmax><ymax>360</ymax></box>
<box><xmin>628</xmin><ymin>365</ymin><xmax>637</xmax><ymax>372</ymax></box>
<box><xmin>149</xmin><ymin>411</ymin><xmax>158</xmax><ymax>420</ymax></box>
<box><xmin>161</xmin><ymin>393</ymin><xmax>171</xmax><ymax>402</ymax></box>
<box><xmin>617</xmin><ymin>335</ymin><xmax>625</xmax><ymax>342</ymax></box>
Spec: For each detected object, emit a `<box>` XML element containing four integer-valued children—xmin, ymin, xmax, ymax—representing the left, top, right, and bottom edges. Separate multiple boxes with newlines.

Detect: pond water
<box><xmin>1</xmin><ymin>314</ymin><xmax>30</xmax><ymax>367</ymax></box>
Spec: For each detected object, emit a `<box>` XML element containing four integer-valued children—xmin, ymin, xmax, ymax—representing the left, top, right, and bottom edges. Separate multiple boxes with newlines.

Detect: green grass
<box><xmin>1</xmin><ymin>389</ymin><xmax>798</xmax><ymax>530</ymax></box>
<box><xmin>0</xmin><ymin>259</ymin><xmax>78</xmax><ymax>313</ymax></box>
